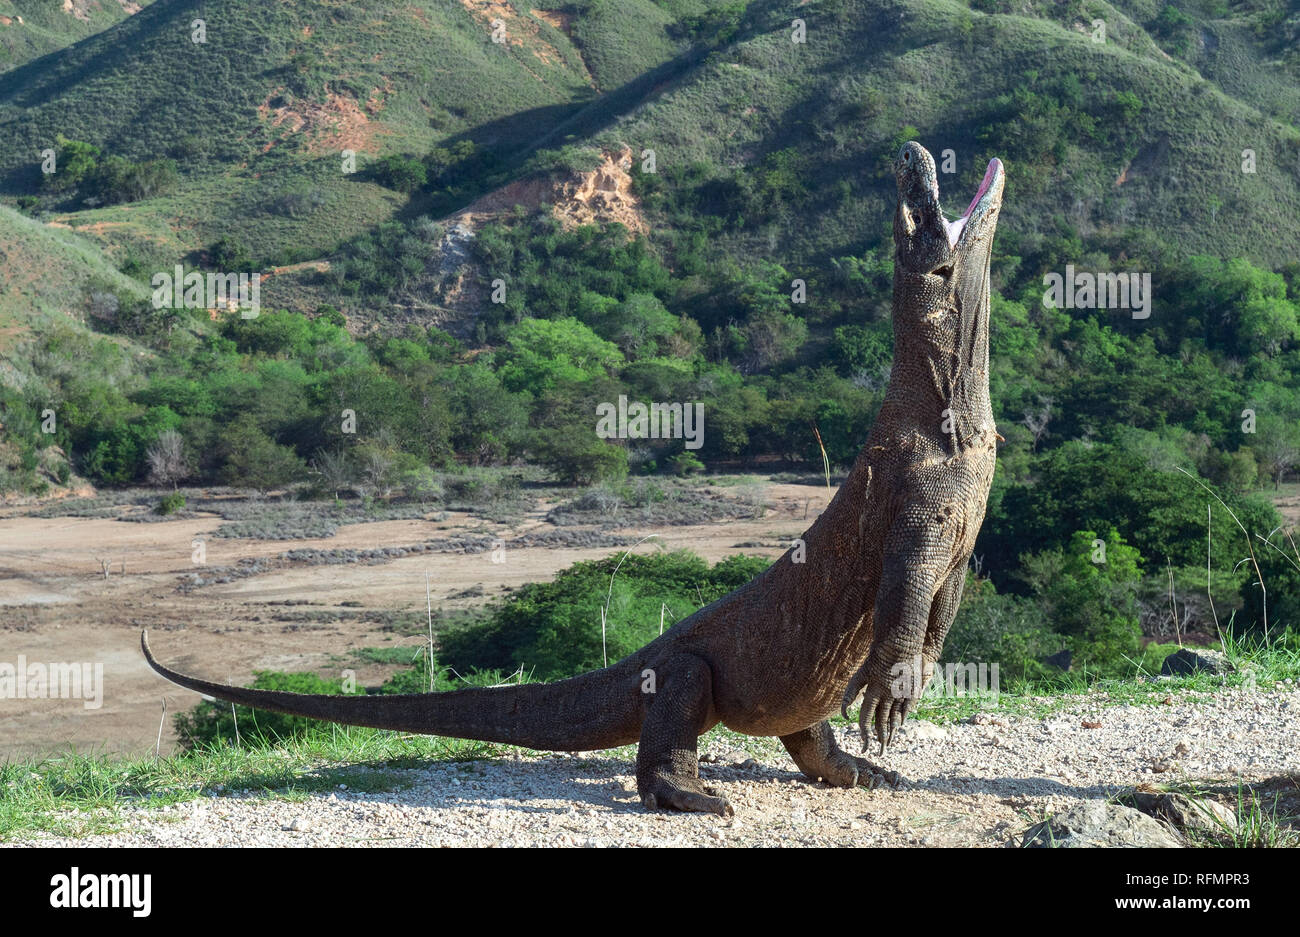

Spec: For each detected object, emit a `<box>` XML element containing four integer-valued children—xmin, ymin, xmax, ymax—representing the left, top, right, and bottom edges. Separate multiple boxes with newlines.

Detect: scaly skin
<box><xmin>142</xmin><ymin>142</ymin><xmax>1005</xmax><ymax>817</ymax></box>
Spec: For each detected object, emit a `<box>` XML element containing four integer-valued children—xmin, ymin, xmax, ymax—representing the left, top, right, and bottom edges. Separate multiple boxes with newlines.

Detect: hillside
<box><xmin>0</xmin><ymin>204</ymin><xmax>147</xmax><ymax>344</ymax></box>
<box><xmin>0</xmin><ymin>0</ymin><xmax>151</xmax><ymax>72</ymax></box>
<box><xmin>0</xmin><ymin>0</ymin><xmax>705</xmax><ymax>265</ymax></box>
<box><xmin>593</xmin><ymin>0</ymin><xmax>1300</xmax><ymax>268</ymax></box>
<box><xmin>2</xmin><ymin>1</ymin><xmax>1296</xmax><ymax>273</ymax></box>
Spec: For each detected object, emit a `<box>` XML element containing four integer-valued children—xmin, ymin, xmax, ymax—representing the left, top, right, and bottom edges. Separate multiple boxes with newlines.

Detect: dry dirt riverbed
<box><xmin>9</xmin><ymin>686</ymin><xmax>1299</xmax><ymax>847</ymax></box>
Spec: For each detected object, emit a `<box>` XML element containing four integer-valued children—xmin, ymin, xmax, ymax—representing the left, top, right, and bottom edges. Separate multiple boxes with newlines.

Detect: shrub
<box><xmin>533</xmin><ymin>430</ymin><xmax>629</xmax><ymax>485</ymax></box>
<box><xmin>372</xmin><ymin>154</ymin><xmax>427</xmax><ymax>193</ymax></box>
<box><xmin>437</xmin><ymin>551</ymin><xmax>772</xmax><ymax>680</ymax></box>
<box><xmin>667</xmin><ymin>451</ymin><xmax>705</xmax><ymax>476</ymax></box>
<box><xmin>155</xmin><ymin>493</ymin><xmax>186</xmax><ymax>515</ymax></box>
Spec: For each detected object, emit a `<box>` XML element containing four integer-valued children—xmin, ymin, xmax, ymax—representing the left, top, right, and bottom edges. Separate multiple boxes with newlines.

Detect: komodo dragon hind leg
<box><xmin>636</xmin><ymin>653</ymin><xmax>732</xmax><ymax>817</ymax></box>
<box><xmin>780</xmin><ymin>720</ymin><xmax>903</xmax><ymax>789</ymax></box>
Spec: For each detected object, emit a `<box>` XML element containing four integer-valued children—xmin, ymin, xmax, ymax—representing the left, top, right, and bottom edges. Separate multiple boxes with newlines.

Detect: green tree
<box><xmin>42</xmin><ymin>137</ymin><xmax>100</xmax><ymax>192</ymax></box>
<box><xmin>373</xmin><ymin>154</ymin><xmax>428</xmax><ymax>193</ymax></box>
<box><xmin>219</xmin><ymin>418</ymin><xmax>306</xmax><ymax>490</ymax></box>
<box><xmin>1020</xmin><ymin>529</ymin><xmax>1144</xmax><ymax>674</ymax></box>
<box><xmin>497</xmin><ymin>318</ymin><xmax>623</xmax><ymax>393</ymax></box>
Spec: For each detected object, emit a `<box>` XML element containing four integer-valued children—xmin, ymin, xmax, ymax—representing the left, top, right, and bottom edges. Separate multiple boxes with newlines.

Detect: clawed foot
<box><xmin>848</xmin><ymin>756</ymin><xmax>906</xmax><ymax>790</ymax></box>
<box><xmin>640</xmin><ymin>773</ymin><xmax>734</xmax><ymax>817</ymax></box>
<box><xmin>856</xmin><ymin>688</ymin><xmax>915</xmax><ymax>754</ymax></box>
<box><xmin>842</xmin><ymin>658</ymin><xmax>934</xmax><ymax>754</ymax></box>
<box><xmin>817</xmin><ymin>749</ymin><xmax>905</xmax><ymax>790</ymax></box>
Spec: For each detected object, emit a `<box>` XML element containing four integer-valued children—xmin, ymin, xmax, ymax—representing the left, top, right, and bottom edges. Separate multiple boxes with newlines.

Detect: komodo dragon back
<box><xmin>143</xmin><ymin>142</ymin><xmax>1005</xmax><ymax>816</ymax></box>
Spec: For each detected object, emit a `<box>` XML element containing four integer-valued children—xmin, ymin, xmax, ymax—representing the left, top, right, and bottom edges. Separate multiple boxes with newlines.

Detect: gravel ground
<box><xmin>9</xmin><ymin>686</ymin><xmax>1298</xmax><ymax>847</ymax></box>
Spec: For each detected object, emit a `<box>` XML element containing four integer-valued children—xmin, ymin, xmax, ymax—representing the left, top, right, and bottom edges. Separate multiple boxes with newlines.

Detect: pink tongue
<box><xmin>944</xmin><ymin>159</ymin><xmax>1000</xmax><ymax>248</ymax></box>
<box><xmin>963</xmin><ymin>159</ymin><xmax>1000</xmax><ymax>217</ymax></box>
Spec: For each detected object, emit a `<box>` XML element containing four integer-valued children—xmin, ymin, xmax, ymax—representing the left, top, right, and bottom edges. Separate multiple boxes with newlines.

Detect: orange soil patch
<box><xmin>449</xmin><ymin>146</ymin><xmax>646</xmax><ymax>236</ymax></box>
<box><xmin>257</xmin><ymin>88</ymin><xmax>392</xmax><ymax>155</ymax></box>
<box><xmin>531</xmin><ymin>9</ymin><xmax>572</xmax><ymax>35</ymax></box>
<box><xmin>61</xmin><ymin>0</ymin><xmax>91</xmax><ymax>24</ymax></box>
<box><xmin>458</xmin><ymin>1</ymin><xmax>589</xmax><ymax>79</ymax></box>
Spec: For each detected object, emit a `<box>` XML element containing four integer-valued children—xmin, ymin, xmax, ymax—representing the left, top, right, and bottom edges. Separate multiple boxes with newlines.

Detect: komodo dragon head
<box><xmin>891</xmin><ymin>142</ymin><xmax>1004</xmax><ymax>380</ymax></box>
<box><xmin>893</xmin><ymin>141</ymin><xmax>1004</xmax><ymax>281</ymax></box>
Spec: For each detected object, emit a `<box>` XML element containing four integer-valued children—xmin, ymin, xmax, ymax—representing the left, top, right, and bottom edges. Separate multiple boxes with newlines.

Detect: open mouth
<box><xmin>942</xmin><ymin>158</ymin><xmax>1003</xmax><ymax>249</ymax></box>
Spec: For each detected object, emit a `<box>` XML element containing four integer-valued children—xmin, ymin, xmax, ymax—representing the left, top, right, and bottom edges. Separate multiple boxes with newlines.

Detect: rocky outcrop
<box><xmin>1020</xmin><ymin>802</ymin><xmax>1183</xmax><ymax>848</ymax></box>
<box><xmin>1161</xmin><ymin>647</ymin><xmax>1235</xmax><ymax>676</ymax></box>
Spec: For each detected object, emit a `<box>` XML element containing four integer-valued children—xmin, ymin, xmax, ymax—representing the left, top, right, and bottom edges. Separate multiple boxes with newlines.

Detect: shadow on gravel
<box><xmin>901</xmin><ymin>775</ymin><xmax>1124</xmax><ymax>800</ymax></box>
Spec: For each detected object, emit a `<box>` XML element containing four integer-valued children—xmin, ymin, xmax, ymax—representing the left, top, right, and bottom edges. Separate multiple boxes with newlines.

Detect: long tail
<box><xmin>141</xmin><ymin>632</ymin><xmax>646</xmax><ymax>751</ymax></box>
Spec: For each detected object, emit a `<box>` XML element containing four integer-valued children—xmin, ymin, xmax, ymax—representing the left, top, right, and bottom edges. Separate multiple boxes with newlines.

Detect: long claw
<box><xmin>841</xmin><ymin>665</ymin><xmax>869</xmax><ymax>720</ymax></box>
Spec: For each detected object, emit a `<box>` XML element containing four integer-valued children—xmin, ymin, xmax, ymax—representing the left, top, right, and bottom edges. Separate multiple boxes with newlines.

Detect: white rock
<box><xmin>903</xmin><ymin>720</ymin><xmax>948</xmax><ymax>741</ymax></box>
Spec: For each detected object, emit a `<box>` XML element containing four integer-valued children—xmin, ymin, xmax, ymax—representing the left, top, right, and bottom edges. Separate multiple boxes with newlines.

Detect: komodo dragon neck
<box><xmin>143</xmin><ymin>142</ymin><xmax>1005</xmax><ymax>817</ymax></box>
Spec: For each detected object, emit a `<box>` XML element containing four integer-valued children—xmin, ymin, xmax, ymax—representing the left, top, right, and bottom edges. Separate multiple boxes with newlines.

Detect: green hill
<box><xmin>0</xmin><ymin>204</ymin><xmax>147</xmax><ymax>346</ymax></box>
<box><xmin>0</xmin><ymin>1</ymin><xmax>153</xmax><ymax>73</ymax></box>
<box><xmin>0</xmin><ymin>0</ymin><xmax>707</xmax><ymax>264</ymax></box>
<box><xmin>590</xmin><ymin>0</ymin><xmax>1300</xmax><ymax>268</ymax></box>
<box><xmin>0</xmin><ymin>0</ymin><xmax>1294</xmax><ymax>277</ymax></box>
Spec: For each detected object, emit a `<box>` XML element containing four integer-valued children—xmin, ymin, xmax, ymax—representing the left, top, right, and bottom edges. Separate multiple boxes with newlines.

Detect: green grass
<box><xmin>0</xmin><ymin>204</ymin><xmax>149</xmax><ymax>344</ymax></box>
<box><xmin>1160</xmin><ymin>778</ymin><xmax>1300</xmax><ymax>848</ymax></box>
<box><xmin>0</xmin><ymin>730</ymin><xmax>506</xmax><ymax>840</ymax></box>
<box><xmin>910</xmin><ymin>628</ymin><xmax>1300</xmax><ymax>725</ymax></box>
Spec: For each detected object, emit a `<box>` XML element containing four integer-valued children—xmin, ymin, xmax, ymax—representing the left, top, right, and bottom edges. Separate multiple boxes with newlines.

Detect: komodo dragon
<box><xmin>143</xmin><ymin>142</ymin><xmax>1005</xmax><ymax>817</ymax></box>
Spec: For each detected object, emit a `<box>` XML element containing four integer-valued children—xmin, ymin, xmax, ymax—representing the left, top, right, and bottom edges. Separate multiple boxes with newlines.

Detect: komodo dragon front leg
<box><xmin>921</xmin><ymin>564</ymin><xmax>967</xmax><ymax>682</ymax></box>
<box><xmin>840</xmin><ymin>511</ymin><xmax>955</xmax><ymax>751</ymax></box>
